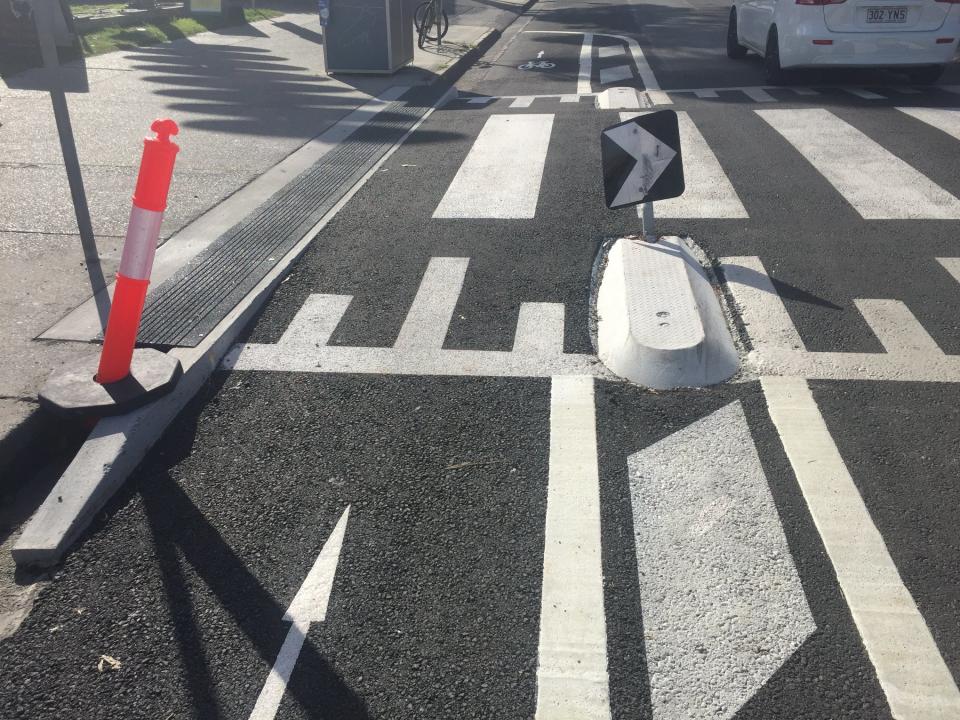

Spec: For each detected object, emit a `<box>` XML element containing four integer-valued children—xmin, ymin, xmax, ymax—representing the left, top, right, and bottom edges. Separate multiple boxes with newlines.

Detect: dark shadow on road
<box><xmin>138</xmin><ymin>379</ymin><xmax>369</xmax><ymax>718</ymax></box>
<box><xmin>719</xmin><ymin>263</ymin><xmax>842</xmax><ymax>310</ymax></box>
<box><xmin>272</xmin><ymin>19</ymin><xmax>325</xmax><ymax>45</ymax></box>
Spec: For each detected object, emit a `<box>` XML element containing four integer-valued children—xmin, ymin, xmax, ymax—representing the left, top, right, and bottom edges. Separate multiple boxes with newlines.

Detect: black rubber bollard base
<box><xmin>39</xmin><ymin>348</ymin><xmax>182</xmax><ymax>418</ymax></box>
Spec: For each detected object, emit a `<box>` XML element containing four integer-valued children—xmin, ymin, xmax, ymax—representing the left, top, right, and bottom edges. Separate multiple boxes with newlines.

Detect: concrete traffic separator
<box><xmin>596</xmin><ymin>236</ymin><xmax>739</xmax><ymax>389</ymax></box>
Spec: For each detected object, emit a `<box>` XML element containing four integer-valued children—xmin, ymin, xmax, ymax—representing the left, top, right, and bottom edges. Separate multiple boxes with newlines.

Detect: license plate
<box><xmin>866</xmin><ymin>6</ymin><xmax>908</xmax><ymax>22</ymax></box>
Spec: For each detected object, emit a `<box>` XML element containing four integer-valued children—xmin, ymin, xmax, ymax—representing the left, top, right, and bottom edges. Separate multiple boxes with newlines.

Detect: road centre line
<box><xmin>620</xmin><ymin>112</ymin><xmax>748</xmax><ymax>218</ymax></box>
<box><xmin>897</xmin><ymin>107</ymin><xmax>960</xmax><ymax>142</ymax></box>
<box><xmin>579</xmin><ymin>33</ymin><xmax>594</xmax><ymax>95</ymax></box>
<box><xmin>536</xmin><ymin>376</ymin><xmax>611</xmax><ymax>720</ymax></box>
<box><xmin>523</xmin><ymin>30</ymin><xmax>671</xmax><ymax>105</ymax></box>
<box><xmin>433</xmin><ymin>114</ymin><xmax>554</xmax><ymax>219</ymax></box>
<box><xmin>762</xmin><ymin>377</ymin><xmax>960</xmax><ymax>720</ymax></box>
<box><xmin>756</xmin><ymin>108</ymin><xmax>960</xmax><ymax>219</ymax></box>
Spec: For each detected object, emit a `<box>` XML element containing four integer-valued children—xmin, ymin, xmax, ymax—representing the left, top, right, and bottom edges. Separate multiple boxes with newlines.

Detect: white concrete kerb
<box><xmin>596</xmin><ymin>236</ymin><xmax>739</xmax><ymax>389</ymax></box>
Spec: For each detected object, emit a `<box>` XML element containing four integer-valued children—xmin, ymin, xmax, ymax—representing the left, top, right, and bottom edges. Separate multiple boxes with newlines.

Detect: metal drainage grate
<box><xmin>136</xmin><ymin>99</ymin><xmax>431</xmax><ymax>347</ymax></box>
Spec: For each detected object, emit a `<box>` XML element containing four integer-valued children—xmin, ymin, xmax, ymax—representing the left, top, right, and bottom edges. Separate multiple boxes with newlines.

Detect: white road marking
<box><xmin>524</xmin><ymin>30</ymin><xmax>671</xmax><ymax>105</ymax></box>
<box><xmin>560</xmin><ymin>94</ymin><xmax>580</xmax><ymax>102</ymax></box>
<box><xmin>846</xmin><ymin>88</ymin><xmax>886</xmax><ymax>99</ymax></box>
<box><xmin>597</xmin><ymin>45</ymin><xmax>623</xmax><ymax>59</ymax></box>
<box><xmin>536</xmin><ymin>376</ymin><xmax>610</xmax><ymax>720</ymax></box>
<box><xmin>756</xmin><ymin>108</ymin><xmax>960</xmax><ymax>219</ymax></box>
<box><xmin>248</xmin><ymin>507</ymin><xmax>350</xmax><ymax>720</ymax></box>
<box><xmin>762</xmin><ymin>377</ymin><xmax>960</xmax><ymax>720</ymax></box>
<box><xmin>693</xmin><ymin>89</ymin><xmax>719</xmax><ymax>98</ymax></box>
<box><xmin>513</xmin><ymin>302</ymin><xmax>566</xmax><ymax>354</ymax></box>
<box><xmin>223</xmin><ymin>259</ymin><xmax>608</xmax><ymax>379</ymax></box>
<box><xmin>896</xmin><ymin>107</ymin><xmax>960</xmax><ymax>142</ymax></box>
<box><xmin>790</xmin><ymin>87</ymin><xmax>819</xmax><ymax>96</ymax></box>
<box><xmin>721</xmin><ymin>255</ymin><xmax>960</xmax><ymax>382</ymax></box>
<box><xmin>393</xmin><ymin>257</ymin><xmax>468</xmax><ymax>349</ymax></box>
<box><xmin>937</xmin><ymin>257</ymin><xmax>960</xmax><ymax>284</ymax></box>
<box><xmin>742</xmin><ymin>87</ymin><xmax>776</xmax><ymax>103</ymax></box>
<box><xmin>433</xmin><ymin>114</ymin><xmax>554</xmax><ymax>219</ymax></box>
<box><xmin>599</xmin><ymin>64</ymin><xmax>632</xmax><ymax>85</ymax></box>
<box><xmin>629</xmin><ymin>402</ymin><xmax>814</xmax><ymax>720</ymax></box>
<box><xmin>854</xmin><ymin>299</ymin><xmax>943</xmax><ymax>356</ymax></box>
<box><xmin>720</xmin><ymin>256</ymin><xmax>806</xmax><ymax>352</ymax></box>
<box><xmin>510</xmin><ymin>95</ymin><xmax>536</xmax><ymax>108</ymax></box>
<box><xmin>620</xmin><ymin>112</ymin><xmax>749</xmax><ymax>218</ymax></box>
<box><xmin>578</xmin><ymin>32</ymin><xmax>594</xmax><ymax>95</ymax></box>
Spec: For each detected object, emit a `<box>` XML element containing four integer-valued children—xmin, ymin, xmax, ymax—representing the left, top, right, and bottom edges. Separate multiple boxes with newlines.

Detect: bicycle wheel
<box><xmin>413</xmin><ymin>0</ymin><xmax>431</xmax><ymax>32</ymax></box>
<box><xmin>421</xmin><ymin>9</ymin><xmax>448</xmax><ymax>42</ymax></box>
<box><xmin>417</xmin><ymin>4</ymin><xmax>434</xmax><ymax>49</ymax></box>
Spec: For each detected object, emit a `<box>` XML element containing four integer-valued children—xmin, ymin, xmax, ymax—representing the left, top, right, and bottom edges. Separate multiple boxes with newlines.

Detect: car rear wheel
<box><xmin>727</xmin><ymin>8</ymin><xmax>748</xmax><ymax>59</ymax></box>
<box><xmin>764</xmin><ymin>26</ymin><xmax>785</xmax><ymax>84</ymax></box>
<box><xmin>905</xmin><ymin>65</ymin><xmax>944</xmax><ymax>85</ymax></box>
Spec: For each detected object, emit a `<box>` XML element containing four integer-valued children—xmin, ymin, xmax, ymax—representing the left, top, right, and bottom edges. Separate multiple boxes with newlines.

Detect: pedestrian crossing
<box><xmin>436</xmin><ymin>105</ymin><xmax>960</xmax><ymax>220</ymax></box>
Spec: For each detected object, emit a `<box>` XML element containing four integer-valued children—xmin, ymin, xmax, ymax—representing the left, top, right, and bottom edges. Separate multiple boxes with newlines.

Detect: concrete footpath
<box><xmin>0</xmin><ymin>2</ymin><xmax>524</xmax><ymax>466</ymax></box>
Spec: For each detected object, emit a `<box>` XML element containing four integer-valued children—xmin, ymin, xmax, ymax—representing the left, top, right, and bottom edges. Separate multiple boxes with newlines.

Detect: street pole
<box><xmin>642</xmin><ymin>201</ymin><xmax>655</xmax><ymax>242</ymax></box>
<box><xmin>32</xmin><ymin>0</ymin><xmax>110</xmax><ymax>329</ymax></box>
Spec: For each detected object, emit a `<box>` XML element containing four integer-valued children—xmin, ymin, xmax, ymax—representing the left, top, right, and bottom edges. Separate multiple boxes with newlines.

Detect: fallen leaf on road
<box><xmin>97</xmin><ymin>655</ymin><xmax>121</xmax><ymax>672</ymax></box>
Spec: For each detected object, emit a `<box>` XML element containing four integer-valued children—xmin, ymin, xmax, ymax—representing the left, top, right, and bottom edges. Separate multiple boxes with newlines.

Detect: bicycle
<box><xmin>414</xmin><ymin>0</ymin><xmax>448</xmax><ymax>49</ymax></box>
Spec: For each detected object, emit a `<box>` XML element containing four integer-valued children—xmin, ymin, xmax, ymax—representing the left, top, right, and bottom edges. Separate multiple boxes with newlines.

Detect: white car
<box><xmin>727</xmin><ymin>0</ymin><xmax>960</xmax><ymax>83</ymax></box>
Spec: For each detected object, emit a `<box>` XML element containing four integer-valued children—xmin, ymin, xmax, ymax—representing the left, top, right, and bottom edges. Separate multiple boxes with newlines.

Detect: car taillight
<box><xmin>796</xmin><ymin>0</ymin><xmax>846</xmax><ymax>5</ymax></box>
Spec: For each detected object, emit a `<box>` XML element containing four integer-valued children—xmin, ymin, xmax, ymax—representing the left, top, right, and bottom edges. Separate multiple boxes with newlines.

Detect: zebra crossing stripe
<box><xmin>599</xmin><ymin>65</ymin><xmax>632</xmax><ymax>85</ymax></box>
<box><xmin>433</xmin><ymin>114</ymin><xmax>554</xmax><ymax>219</ymax></box>
<box><xmin>393</xmin><ymin>257</ymin><xmax>468</xmax><ymax>349</ymax></box>
<box><xmin>742</xmin><ymin>87</ymin><xmax>776</xmax><ymax>103</ymax></box>
<box><xmin>597</xmin><ymin>45</ymin><xmax>623</xmax><ymax>59</ymax></box>
<box><xmin>756</xmin><ymin>108</ymin><xmax>960</xmax><ymax>219</ymax></box>
<box><xmin>853</xmin><ymin>299</ymin><xmax>943</xmax><ymax>355</ymax></box>
<box><xmin>897</xmin><ymin>107</ymin><xmax>960</xmax><ymax>142</ymax></box>
<box><xmin>620</xmin><ymin>112</ymin><xmax>749</xmax><ymax>218</ymax></box>
<box><xmin>511</xmin><ymin>96</ymin><xmax>536</xmax><ymax>108</ymax></box>
<box><xmin>846</xmin><ymin>88</ymin><xmax>886</xmax><ymax>100</ymax></box>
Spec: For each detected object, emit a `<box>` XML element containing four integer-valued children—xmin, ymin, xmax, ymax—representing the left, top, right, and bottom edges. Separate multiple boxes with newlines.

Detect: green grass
<box><xmin>71</xmin><ymin>3</ymin><xmax>127</xmax><ymax>16</ymax></box>
<box><xmin>80</xmin><ymin>8</ymin><xmax>283</xmax><ymax>55</ymax></box>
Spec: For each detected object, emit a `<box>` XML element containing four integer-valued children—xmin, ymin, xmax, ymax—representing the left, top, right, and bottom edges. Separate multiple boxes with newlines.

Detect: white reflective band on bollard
<box><xmin>117</xmin><ymin>206</ymin><xmax>164</xmax><ymax>280</ymax></box>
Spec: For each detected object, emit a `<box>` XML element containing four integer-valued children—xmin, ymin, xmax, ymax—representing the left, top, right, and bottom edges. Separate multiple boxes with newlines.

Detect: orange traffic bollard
<box><xmin>96</xmin><ymin>119</ymin><xmax>180</xmax><ymax>384</ymax></box>
<box><xmin>39</xmin><ymin>119</ymin><xmax>183</xmax><ymax>418</ymax></box>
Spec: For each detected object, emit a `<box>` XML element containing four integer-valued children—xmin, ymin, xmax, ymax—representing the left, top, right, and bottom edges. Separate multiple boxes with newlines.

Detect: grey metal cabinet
<box><xmin>324</xmin><ymin>0</ymin><xmax>414</xmax><ymax>74</ymax></box>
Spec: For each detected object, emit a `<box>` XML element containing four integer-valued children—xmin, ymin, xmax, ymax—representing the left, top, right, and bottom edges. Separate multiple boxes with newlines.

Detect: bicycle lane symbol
<box><xmin>518</xmin><ymin>50</ymin><xmax>555</xmax><ymax>70</ymax></box>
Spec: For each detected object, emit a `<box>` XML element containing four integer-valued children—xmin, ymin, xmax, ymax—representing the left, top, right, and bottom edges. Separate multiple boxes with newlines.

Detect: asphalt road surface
<box><xmin>3</xmin><ymin>0</ymin><xmax>960</xmax><ymax>718</ymax></box>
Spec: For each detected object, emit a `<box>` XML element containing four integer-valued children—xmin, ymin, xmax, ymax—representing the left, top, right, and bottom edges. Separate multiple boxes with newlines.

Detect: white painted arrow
<box><xmin>628</xmin><ymin>402</ymin><xmax>814</xmax><ymax>720</ymax></box>
<box><xmin>606</xmin><ymin>122</ymin><xmax>676</xmax><ymax>208</ymax></box>
<box><xmin>248</xmin><ymin>506</ymin><xmax>351</xmax><ymax>720</ymax></box>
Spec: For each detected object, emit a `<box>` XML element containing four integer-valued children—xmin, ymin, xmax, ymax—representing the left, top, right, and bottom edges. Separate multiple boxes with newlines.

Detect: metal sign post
<box><xmin>31</xmin><ymin>0</ymin><xmax>109</xmax><ymax>328</ymax></box>
<box><xmin>601</xmin><ymin>109</ymin><xmax>684</xmax><ymax>242</ymax></box>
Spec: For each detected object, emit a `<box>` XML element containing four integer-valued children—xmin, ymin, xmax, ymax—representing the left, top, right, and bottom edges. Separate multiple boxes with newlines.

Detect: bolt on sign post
<box><xmin>39</xmin><ymin>120</ymin><xmax>184</xmax><ymax>418</ymax></box>
<box><xmin>600</xmin><ymin>109</ymin><xmax>685</xmax><ymax>241</ymax></box>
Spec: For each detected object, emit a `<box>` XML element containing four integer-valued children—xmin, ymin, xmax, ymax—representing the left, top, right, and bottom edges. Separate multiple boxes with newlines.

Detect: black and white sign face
<box><xmin>601</xmin><ymin>110</ymin><xmax>684</xmax><ymax>210</ymax></box>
